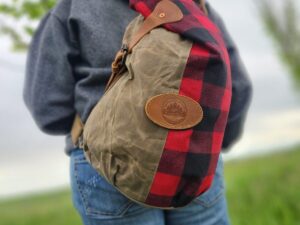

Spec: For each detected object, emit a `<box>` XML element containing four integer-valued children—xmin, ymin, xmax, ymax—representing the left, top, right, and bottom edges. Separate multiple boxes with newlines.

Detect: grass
<box><xmin>225</xmin><ymin>146</ymin><xmax>300</xmax><ymax>225</ymax></box>
<box><xmin>0</xmin><ymin>146</ymin><xmax>299</xmax><ymax>225</ymax></box>
<box><xmin>0</xmin><ymin>190</ymin><xmax>81</xmax><ymax>225</ymax></box>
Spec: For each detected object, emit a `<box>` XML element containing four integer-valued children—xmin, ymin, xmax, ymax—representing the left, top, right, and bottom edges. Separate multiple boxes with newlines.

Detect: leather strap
<box><xmin>128</xmin><ymin>0</ymin><xmax>207</xmax><ymax>52</ymax></box>
<box><xmin>71</xmin><ymin>114</ymin><xmax>84</xmax><ymax>146</ymax></box>
<box><xmin>128</xmin><ymin>0</ymin><xmax>183</xmax><ymax>52</ymax></box>
<box><xmin>104</xmin><ymin>50</ymin><xmax>127</xmax><ymax>93</ymax></box>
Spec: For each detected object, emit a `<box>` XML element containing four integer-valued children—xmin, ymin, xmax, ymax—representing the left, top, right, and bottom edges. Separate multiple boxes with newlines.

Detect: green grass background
<box><xmin>1</xmin><ymin>146</ymin><xmax>299</xmax><ymax>225</ymax></box>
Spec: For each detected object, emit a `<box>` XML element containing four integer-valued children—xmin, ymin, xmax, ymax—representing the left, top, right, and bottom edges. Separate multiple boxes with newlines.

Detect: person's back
<box><xmin>24</xmin><ymin>0</ymin><xmax>252</xmax><ymax>224</ymax></box>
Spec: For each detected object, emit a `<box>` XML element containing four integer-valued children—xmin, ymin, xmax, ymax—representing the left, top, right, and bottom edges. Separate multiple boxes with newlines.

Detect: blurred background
<box><xmin>0</xmin><ymin>0</ymin><xmax>299</xmax><ymax>225</ymax></box>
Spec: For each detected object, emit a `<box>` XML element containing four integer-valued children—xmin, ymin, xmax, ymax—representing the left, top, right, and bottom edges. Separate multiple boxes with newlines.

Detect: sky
<box><xmin>0</xmin><ymin>0</ymin><xmax>299</xmax><ymax>198</ymax></box>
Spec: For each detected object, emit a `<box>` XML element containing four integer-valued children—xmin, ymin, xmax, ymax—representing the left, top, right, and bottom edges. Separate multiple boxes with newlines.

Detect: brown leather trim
<box><xmin>71</xmin><ymin>114</ymin><xmax>84</xmax><ymax>146</ymax></box>
<box><xmin>104</xmin><ymin>50</ymin><xmax>125</xmax><ymax>92</ymax></box>
<box><xmin>145</xmin><ymin>93</ymin><xmax>203</xmax><ymax>130</ymax></box>
<box><xmin>128</xmin><ymin>0</ymin><xmax>183</xmax><ymax>52</ymax></box>
<box><xmin>104</xmin><ymin>69</ymin><xmax>125</xmax><ymax>93</ymax></box>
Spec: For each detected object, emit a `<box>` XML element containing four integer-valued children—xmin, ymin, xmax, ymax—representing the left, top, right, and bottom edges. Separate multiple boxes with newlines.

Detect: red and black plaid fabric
<box><xmin>130</xmin><ymin>0</ymin><xmax>232</xmax><ymax>208</ymax></box>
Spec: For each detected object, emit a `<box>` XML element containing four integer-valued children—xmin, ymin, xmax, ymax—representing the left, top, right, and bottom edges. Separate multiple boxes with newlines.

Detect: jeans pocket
<box><xmin>70</xmin><ymin>149</ymin><xmax>135</xmax><ymax>218</ymax></box>
<box><xmin>193</xmin><ymin>156</ymin><xmax>225</xmax><ymax>208</ymax></box>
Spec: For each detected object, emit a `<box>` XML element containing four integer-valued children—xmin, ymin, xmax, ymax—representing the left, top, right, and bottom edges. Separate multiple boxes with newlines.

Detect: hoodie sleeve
<box><xmin>23</xmin><ymin>11</ymin><xmax>79</xmax><ymax>135</ymax></box>
<box><xmin>206</xmin><ymin>4</ymin><xmax>253</xmax><ymax>150</ymax></box>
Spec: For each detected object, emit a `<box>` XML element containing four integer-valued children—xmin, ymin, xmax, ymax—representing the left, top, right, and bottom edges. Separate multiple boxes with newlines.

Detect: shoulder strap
<box><xmin>128</xmin><ymin>0</ymin><xmax>183</xmax><ymax>51</ymax></box>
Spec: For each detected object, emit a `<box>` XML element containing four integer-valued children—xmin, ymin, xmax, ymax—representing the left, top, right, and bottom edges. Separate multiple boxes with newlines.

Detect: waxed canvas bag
<box><xmin>72</xmin><ymin>0</ymin><xmax>232</xmax><ymax>209</ymax></box>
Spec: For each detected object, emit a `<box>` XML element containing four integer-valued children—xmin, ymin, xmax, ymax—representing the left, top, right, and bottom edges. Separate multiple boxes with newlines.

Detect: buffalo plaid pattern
<box><xmin>130</xmin><ymin>0</ymin><xmax>232</xmax><ymax>208</ymax></box>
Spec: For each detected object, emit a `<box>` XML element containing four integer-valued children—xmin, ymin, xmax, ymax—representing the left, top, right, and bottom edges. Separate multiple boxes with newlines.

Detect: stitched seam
<box><xmin>74</xmin><ymin>161</ymin><xmax>90</xmax><ymax>215</ymax></box>
<box><xmin>194</xmin><ymin>189</ymin><xmax>224</xmax><ymax>208</ymax></box>
<box><xmin>74</xmin><ymin>159</ymin><xmax>135</xmax><ymax>217</ymax></box>
<box><xmin>87</xmin><ymin>201</ymin><xmax>135</xmax><ymax>217</ymax></box>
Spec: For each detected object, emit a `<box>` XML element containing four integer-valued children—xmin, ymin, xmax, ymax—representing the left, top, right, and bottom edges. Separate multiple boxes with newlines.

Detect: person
<box><xmin>23</xmin><ymin>0</ymin><xmax>252</xmax><ymax>224</ymax></box>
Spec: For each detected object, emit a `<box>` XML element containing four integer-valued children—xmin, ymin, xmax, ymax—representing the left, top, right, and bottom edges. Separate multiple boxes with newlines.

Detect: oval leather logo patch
<box><xmin>145</xmin><ymin>93</ymin><xmax>203</xmax><ymax>130</ymax></box>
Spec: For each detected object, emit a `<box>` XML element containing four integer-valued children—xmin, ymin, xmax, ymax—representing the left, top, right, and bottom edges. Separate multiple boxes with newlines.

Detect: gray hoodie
<box><xmin>23</xmin><ymin>0</ymin><xmax>252</xmax><ymax>155</ymax></box>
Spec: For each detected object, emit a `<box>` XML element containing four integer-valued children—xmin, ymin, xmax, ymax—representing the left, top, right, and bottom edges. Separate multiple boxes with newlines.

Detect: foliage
<box><xmin>0</xmin><ymin>0</ymin><xmax>55</xmax><ymax>50</ymax></box>
<box><xmin>257</xmin><ymin>0</ymin><xmax>300</xmax><ymax>88</ymax></box>
<box><xmin>0</xmin><ymin>145</ymin><xmax>299</xmax><ymax>225</ymax></box>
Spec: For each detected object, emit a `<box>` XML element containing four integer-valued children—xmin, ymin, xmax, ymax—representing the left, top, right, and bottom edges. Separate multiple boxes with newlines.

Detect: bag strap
<box><xmin>129</xmin><ymin>0</ymin><xmax>207</xmax><ymax>51</ymax></box>
<box><xmin>128</xmin><ymin>0</ymin><xmax>183</xmax><ymax>51</ymax></box>
<box><xmin>71</xmin><ymin>114</ymin><xmax>84</xmax><ymax>146</ymax></box>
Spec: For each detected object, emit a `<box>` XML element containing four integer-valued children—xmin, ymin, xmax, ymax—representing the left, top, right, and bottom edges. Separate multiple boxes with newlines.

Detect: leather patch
<box><xmin>145</xmin><ymin>93</ymin><xmax>203</xmax><ymax>130</ymax></box>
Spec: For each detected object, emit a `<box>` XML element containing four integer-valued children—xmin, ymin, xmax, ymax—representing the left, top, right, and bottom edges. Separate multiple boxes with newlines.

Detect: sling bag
<box><xmin>71</xmin><ymin>0</ymin><xmax>232</xmax><ymax>209</ymax></box>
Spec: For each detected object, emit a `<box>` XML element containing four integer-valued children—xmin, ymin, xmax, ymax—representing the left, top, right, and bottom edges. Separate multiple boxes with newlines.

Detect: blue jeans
<box><xmin>70</xmin><ymin>149</ymin><xmax>231</xmax><ymax>225</ymax></box>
